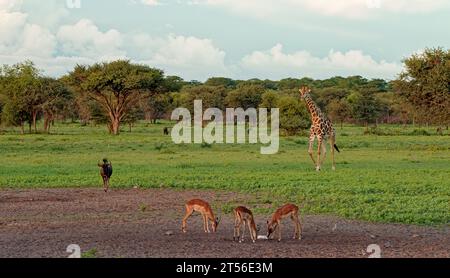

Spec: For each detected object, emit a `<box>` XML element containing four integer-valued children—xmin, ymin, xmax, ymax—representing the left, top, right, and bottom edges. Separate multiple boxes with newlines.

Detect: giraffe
<box><xmin>299</xmin><ymin>86</ymin><xmax>340</xmax><ymax>171</ymax></box>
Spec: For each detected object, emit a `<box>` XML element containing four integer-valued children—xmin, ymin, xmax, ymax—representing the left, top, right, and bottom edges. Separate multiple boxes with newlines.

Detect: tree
<box><xmin>260</xmin><ymin>91</ymin><xmax>280</xmax><ymax>109</ymax></box>
<box><xmin>327</xmin><ymin>99</ymin><xmax>352</xmax><ymax>129</ymax></box>
<box><xmin>146</xmin><ymin>93</ymin><xmax>171</xmax><ymax>123</ymax></box>
<box><xmin>205</xmin><ymin>77</ymin><xmax>237</xmax><ymax>89</ymax></box>
<box><xmin>164</xmin><ymin>76</ymin><xmax>185</xmax><ymax>92</ymax></box>
<box><xmin>123</xmin><ymin>105</ymin><xmax>144</xmax><ymax>132</ymax></box>
<box><xmin>348</xmin><ymin>92</ymin><xmax>383</xmax><ymax>132</ymax></box>
<box><xmin>40</xmin><ymin>78</ymin><xmax>73</xmax><ymax>133</ymax></box>
<box><xmin>277</xmin><ymin>96</ymin><xmax>310</xmax><ymax>135</ymax></box>
<box><xmin>225</xmin><ymin>84</ymin><xmax>265</xmax><ymax>109</ymax></box>
<box><xmin>66</xmin><ymin>60</ymin><xmax>165</xmax><ymax>135</ymax></box>
<box><xmin>393</xmin><ymin>48</ymin><xmax>450</xmax><ymax>127</ymax></box>
<box><xmin>0</xmin><ymin>61</ymin><xmax>44</xmax><ymax>133</ymax></box>
<box><xmin>180</xmin><ymin>85</ymin><xmax>228</xmax><ymax>113</ymax></box>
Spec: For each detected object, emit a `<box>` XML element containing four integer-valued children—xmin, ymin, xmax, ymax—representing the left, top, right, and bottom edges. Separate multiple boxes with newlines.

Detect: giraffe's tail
<box><xmin>334</xmin><ymin>144</ymin><xmax>341</xmax><ymax>153</ymax></box>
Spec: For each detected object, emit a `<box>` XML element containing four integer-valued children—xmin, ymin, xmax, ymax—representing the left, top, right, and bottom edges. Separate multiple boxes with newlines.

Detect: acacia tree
<box><xmin>67</xmin><ymin>60</ymin><xmax>165</xmax><ymax>135</ymax></box>
<box><xmin>393</xmin><ymin>48</ymin><xmax>450</xmax><ymax>128</ymax></box>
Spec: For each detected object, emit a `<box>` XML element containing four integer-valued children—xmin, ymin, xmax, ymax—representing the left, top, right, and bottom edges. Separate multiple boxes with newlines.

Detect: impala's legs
<box><xmin>277</xmin><ymin>221</ymin><xmax>282</xmax><ymax>242</ymax></box>
<box><xmin>290</xmin><ymin>213</ymin><xmax>298</xmax><ymax>239</ymax></box>
<box><xmin>241</xmin><ymin>220</ymin><xmax>246</xmax><ymax>242</ymax></box>
<box><xmin>247</xmin><ymin>221</ymin><xmax>255</xmax><ymax>243</ymax></box>
<box><xmin>203</xmin><ymin>214</ymin><xmax>210</xmax><ymax>233</ymax></box>
<box><xmin>308</xmin><ymin>131</ymin><xmax>316</xmax><ymax>166</ymax></box>
<box><xmin>182</xmin><ymin>207</ymin><xmax>194</xmax><ymax>233</ymax></box>
<box><xmin>234</xmin><ymin>213</ymin><xmax>240</xmax><ymax>241</ymax></box>
<box><xmin>236</xmin><ymin>218</ymin><xmax>243</xmax><ymax>241</ymax></box>
<box><xmin>291</xmin><ymin>212</ymin><xmax>302</xmax><ymax>240</ymax></box>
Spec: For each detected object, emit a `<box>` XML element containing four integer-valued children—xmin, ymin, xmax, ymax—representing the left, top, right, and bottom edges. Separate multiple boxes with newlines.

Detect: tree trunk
<box><xmin>21</xmin><ymin>122</ymin><xmax>25</xmax><ymax>135</ymax></box>
<box><xmin>111</xmin><ymin>118</ymin><xmax>120</xmax><ymax>135</ymax></box>
<box><xmin>43</xmin><ymin>113</ymin><xmax>50</xmax><ymax>133</ymax></box>
<box><xmin>32</xmin><ymin>110</ymin><xmax>38</xmax><ymax>133</ymax></box>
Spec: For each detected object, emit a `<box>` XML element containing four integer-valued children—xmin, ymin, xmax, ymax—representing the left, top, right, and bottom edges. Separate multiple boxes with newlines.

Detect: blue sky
<box><xmin>1</xmin><ymin>0</ymin><xmax>449</xmax><ymax>81</ymax></box>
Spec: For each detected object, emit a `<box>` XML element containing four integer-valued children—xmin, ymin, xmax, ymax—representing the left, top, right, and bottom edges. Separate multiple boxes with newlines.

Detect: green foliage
<box><xmin>205</xmin><ymin>77</ymin><xmax>237</xmax><ymax>89</ymax></box>
<box><xmin>348</xmin><ymin>92</ymin><xmax>384</xmax><ymax>128</ymax></box>
<box><xmin>277</xmin><ymin>96</ymin><xmax>310</xmax><ymax>135</ymax></box>
<box><xmin>260</xmin><ymin>91</ymin><xmax>279</xmax><ymax>109</ymax></box>
<box><xmin>394</xmin><ymin>48</ymin><xmax>450</xmax><ymax>126</ymax></box>
<box><xmin>225</xmin><ymin>84</ymin><xmax>265</xmax><ymax>109</ymax></box>
<box><xmin>180</xmin><ymin>85</ymin><xmax>227</xmax><ymax>112</ymax></box>
<box><xmin>81</xmin><ymin>248</ymin><xmax>98</xmax><ymax>258</ymax></box>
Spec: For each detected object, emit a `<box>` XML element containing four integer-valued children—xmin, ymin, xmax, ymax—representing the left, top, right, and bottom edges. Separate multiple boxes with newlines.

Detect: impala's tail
<box><xmin>334</xmin><ymin>144</ymin><xmax>340</xmax><ymax>153</ymax></box>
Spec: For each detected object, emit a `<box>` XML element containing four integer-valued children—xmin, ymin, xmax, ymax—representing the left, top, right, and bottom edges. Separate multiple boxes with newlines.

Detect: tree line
<box><xmin>0</xmin><ymin>48</ymin><xmax>448</xmax><ymax>135</ymax></box>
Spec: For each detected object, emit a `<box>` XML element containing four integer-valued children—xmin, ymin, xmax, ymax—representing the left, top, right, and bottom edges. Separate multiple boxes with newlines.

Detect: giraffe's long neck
<box><xmin>303</xmin><ymin>95</ymin><xmax>322</xmax><ymax>120</ymax></box>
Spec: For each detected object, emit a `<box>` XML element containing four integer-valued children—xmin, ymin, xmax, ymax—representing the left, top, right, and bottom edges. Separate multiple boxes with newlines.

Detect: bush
<box><xmin>409</xmin><ymin>129</ymin><xmax>431</xmax><ymax>136</ymax></box>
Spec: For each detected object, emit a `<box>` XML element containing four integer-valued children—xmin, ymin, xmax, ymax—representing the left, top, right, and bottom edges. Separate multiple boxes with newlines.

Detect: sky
<box><xmin>0</xmin><ymin>0</ymin><xmax>449</xmax><ymax>81</ymax></box>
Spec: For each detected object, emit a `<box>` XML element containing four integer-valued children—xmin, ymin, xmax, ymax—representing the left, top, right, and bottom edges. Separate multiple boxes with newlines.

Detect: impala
<box><xmin>267</xmin><ymin>204</ymin><xmax>302</xmax><ymax>242</ymax></box>
<box><xmin>182</xmin><ymin>199</ymin><xmax>221</xmax><ymax>233</ymax></box>
<box><xmin>233</xmin><ymin>206</ymin><xmax>258</xmax><ymax>243</ymax></box>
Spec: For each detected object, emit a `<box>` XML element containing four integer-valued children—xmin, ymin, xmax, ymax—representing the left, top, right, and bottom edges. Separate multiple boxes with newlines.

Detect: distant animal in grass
<box><xmin>98</xmin><ymin>159</ymin><xmax>113</xmax><ymax>192</ymax></box>
<box><xmin>267</xmin><ymin>204</ymin><xmax>302</xmax><ymax>242</ymax></box>
<box><xmin>234</xmin><ymin>206</ymin><xmax>259</xmax><ymax>243</ymax></box>
<box><xmin>182</xmin><ymin>199</ymin><xmax>221</xmax><ymax>233</ymax></box>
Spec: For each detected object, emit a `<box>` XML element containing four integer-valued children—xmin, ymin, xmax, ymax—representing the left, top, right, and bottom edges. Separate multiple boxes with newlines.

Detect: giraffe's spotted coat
<box><xmin>299</xmin><ymin>86</ymin><xmax>338</xmax><ymax>171</ymax></box>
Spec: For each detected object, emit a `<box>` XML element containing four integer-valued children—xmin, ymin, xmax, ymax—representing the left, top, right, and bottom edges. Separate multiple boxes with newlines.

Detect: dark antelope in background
<box><xmin>98</xmin><ymin>159</ymin><xmax>113</xmax><ymax>192</ymax></box>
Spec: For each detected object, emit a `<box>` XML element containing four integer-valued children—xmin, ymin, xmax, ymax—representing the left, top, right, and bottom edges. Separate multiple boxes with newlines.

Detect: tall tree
<box><xmin>225</xmin><ymin>84</ymin><xmax>265</xmax><ymax>109</ymax></box>
<box><xmin>327</xmin><ymin>99</ymin><xmax>352</xmax><ymax>129</ymax></box>
<box><xmin>348</xmin><ymin>92</ymin><xmax>383</xmax><ymax>132</ymax></box>
<box><xmin>393</xmin><ymin>48</ymin><xmax>450</xmax><ymax>127</ymax></box>
<box><xmin>0</xmin><ymin>61</ymin><xmax>44</xmax><ymax>133</ymax></box>
<box><xmin>277</xmin><ymin>96</ymin><xmax>310</xmax><ymax>135</ymax></box>
<box><xmin>41</xmin><ymin>78</ymin><xmax>73</xmax><ymax>133</ymax></box>
<box><xmin>66</xmin><ymin>60</ymin><xmax>165</xmax><ymax>135</ymax></box>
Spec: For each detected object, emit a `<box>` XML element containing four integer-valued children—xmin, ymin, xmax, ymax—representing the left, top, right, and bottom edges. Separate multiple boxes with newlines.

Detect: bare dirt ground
<box><xmin>0</xmin><ymin>188</ymin><xmax>448</xmax><ymax>258</ymax></box>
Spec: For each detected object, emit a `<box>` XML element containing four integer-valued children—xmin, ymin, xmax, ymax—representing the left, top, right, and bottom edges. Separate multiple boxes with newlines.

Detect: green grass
<box><xmin>81</xmin><ymin>248</ymin><xmax>98</xmax><ymax>258</ymax></box>
<box><xmin>0</xmin><ymin>122</ymin><xmax>449</xmax><ymax>226</ymax></box>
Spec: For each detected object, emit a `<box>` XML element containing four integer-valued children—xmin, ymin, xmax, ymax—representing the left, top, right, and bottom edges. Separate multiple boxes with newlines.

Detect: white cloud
<box><xmin>0</xmin><ymin>4</ymin><xmax>56</xmax><ymax>59</ymax></box>
<box><xmin>140</xmin><ymin>0</ymin><xmax>160</xmax><ymax>6</ymax></box>
<box><xmin>192</xmin><ymin>0</ymin><xmax>450</xmax><ymax>20</ymax></box>
<box><xmin>131</xmin><ymin>34</ymin><xmax>229</xmax><ymax>80</ymax></box>
<box><xmin>240</xmin><ymin>44</ymin><xmax>402</xmax><ymax>80</ymax></box>
<box><xmin>57</xmin><ymin>19</ymin><xmax>126</xmax><ymax>60</ymax></box>
<box><xmin>0</xmin><ymin>0</ymin><xmax>22</xmax><ymax>11</ymax></box>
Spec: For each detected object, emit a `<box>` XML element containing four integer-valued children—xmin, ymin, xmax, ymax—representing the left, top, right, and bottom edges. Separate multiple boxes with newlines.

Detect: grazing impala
<box><xmin>267</xmin><ymin>204</ymin><xmax>302</xmax><ymax>242</ymax></box>
<box><xmin>233</xmin><ymin>206</ymin><xmax>258</xmax><ymax>243</ymax></box>
<box><xmin>182</xmin><ymin>199</ymin><xmax>220</xmax><ymax>233</ymax></box>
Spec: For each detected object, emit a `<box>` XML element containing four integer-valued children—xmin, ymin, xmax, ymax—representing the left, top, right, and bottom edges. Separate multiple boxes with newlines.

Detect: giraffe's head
<box><xmin>299</xmin><ymin>86</ymin><xmax>311</xmax><ymax>99</ymax></box>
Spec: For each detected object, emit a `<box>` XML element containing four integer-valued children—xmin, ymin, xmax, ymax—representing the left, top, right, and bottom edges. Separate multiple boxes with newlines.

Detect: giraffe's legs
<box><xmin>316</xmin><ymin>138</ymin><xmax>323</xmax><ymax>171</ymax></box>
<box><xmin>308</xmin><ymin>131</ymin><xmax>316</xmax><ymax>167</ymax></box>
<box><xmin>330</xmin><ymin>136</ymin><xmax>336</xmax><ymax>171</ymax></box>
<box><xmin>320</xmin><ymin>140</ymin><xmax>327</xmax><ymax>165</ymax></box>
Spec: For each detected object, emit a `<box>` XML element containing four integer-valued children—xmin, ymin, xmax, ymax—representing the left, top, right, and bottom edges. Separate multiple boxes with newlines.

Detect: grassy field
<box><xmin>0</xmin><ymin>122</ymin><xmax>449</xmax><ymax>226</ymax></box>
